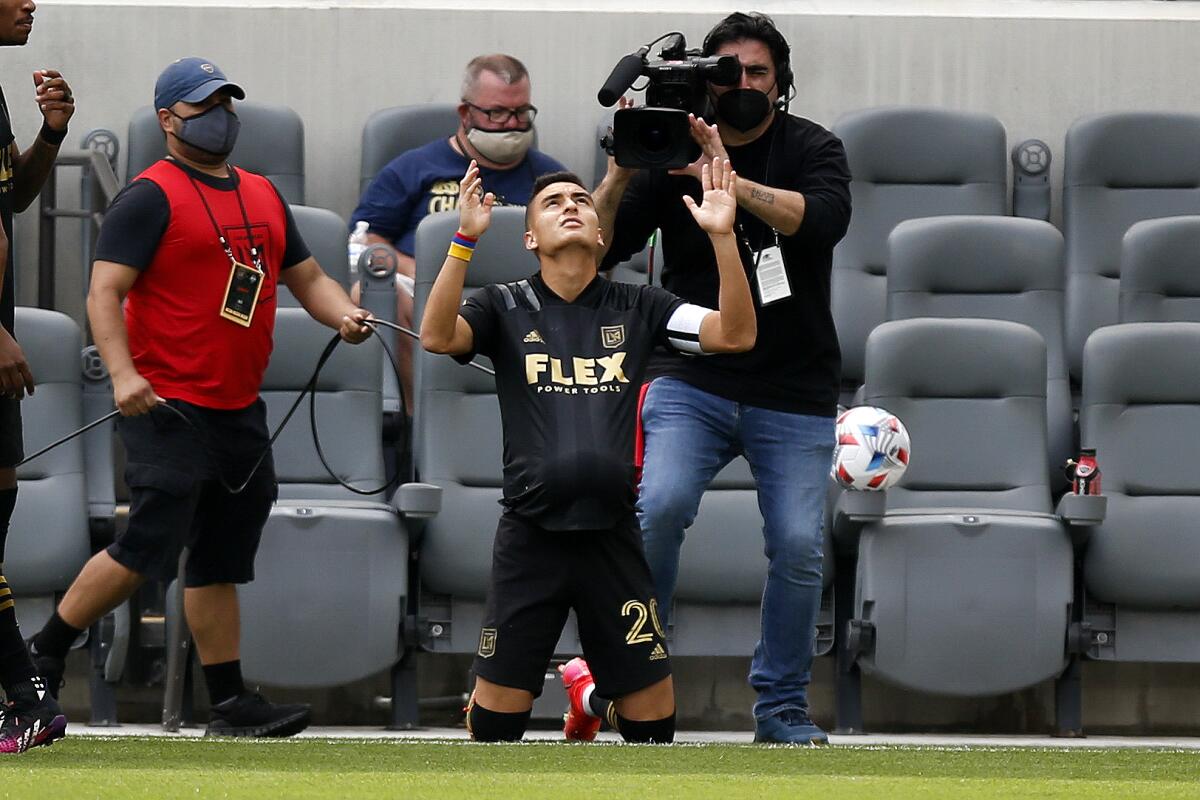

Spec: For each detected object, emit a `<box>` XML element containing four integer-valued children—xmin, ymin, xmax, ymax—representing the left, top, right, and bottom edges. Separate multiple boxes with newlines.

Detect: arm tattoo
<box><xmin>750</xmin><ymin>186</ymin><xmax>775</xmax><ymax>205</ymax></box>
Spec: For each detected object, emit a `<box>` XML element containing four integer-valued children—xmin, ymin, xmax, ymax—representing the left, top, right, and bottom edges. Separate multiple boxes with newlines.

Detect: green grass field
<box><xmin>1</xmin><ymin>738</ymin><xmax>1197</xmax><ymax>800</ymax></box>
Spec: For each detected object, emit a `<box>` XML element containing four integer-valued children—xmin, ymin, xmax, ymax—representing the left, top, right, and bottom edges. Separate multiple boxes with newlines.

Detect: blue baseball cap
<box><xmin>154</xmin><ymin>57</ymin><xmax>245</xmax><ymax>110</ymax></box>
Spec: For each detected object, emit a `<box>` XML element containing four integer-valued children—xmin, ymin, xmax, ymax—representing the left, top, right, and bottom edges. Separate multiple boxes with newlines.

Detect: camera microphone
<box><xmin>597</xmin><ymin>46</ymin><xmax>650</xmax><ymax>107</ymax></box>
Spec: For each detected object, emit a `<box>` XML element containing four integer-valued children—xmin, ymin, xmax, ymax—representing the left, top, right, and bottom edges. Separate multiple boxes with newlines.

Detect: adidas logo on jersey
<box><xmin>649</xmin><ymin>643</ymin><xmax>668</xmax><ymax>662</ymax></box>
<box><xmin>523</xmin><ymin>329</ymin><xmax>545</xmax><ymax>344</ymax></box>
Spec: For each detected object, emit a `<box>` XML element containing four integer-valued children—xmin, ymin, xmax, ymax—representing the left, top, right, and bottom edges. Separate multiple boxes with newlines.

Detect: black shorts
<box><xmin>0</xmin><ymin>396</ymin><xmax>21</xmax><ymax>469</ymax></box>
<box><xmin>472</xmin><ymin>513</ymin><xmax>672</xmax><ymax>699</ymax></box>
<box><xmin>107</xmin><ymin>399</ymin><xmax>277</xmax><ymax>587</ymax></box>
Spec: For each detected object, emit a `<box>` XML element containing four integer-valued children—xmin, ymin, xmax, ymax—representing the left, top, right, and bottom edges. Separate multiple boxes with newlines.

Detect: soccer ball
<box><xmin>832</xmin><ymin>406</ymin><xmax>911</xmax><ymax>490</ymax></box>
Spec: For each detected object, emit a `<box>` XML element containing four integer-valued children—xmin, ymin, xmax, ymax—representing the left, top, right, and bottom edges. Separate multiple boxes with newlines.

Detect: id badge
<box><xmin>219</xmin><ymin>261</ymin><xmax>265</xmax><ymax>327</ymax></box>
<box><xmin>755</xmin><ymin>245</ymin><xmax>792</xmax><ymax>305</ymax></box>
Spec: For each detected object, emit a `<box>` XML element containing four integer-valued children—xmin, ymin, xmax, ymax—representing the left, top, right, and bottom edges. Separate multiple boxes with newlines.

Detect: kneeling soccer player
<box><xmin>421</xmin><ymin>157</ymin><xmax>755</xmax><ymax>744</ymax></box>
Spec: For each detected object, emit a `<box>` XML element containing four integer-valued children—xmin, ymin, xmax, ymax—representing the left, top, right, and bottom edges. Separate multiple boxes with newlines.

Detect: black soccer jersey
<box><xmin>458</xmin><ymin>272</ymin><xmax>697</xmax><ymax>531</ymax></box>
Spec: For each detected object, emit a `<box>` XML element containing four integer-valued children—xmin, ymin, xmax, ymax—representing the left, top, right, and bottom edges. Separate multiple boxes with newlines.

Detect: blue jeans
<box><xmin>636</xmin><ymin>376</ymin><xmax>833</xmax><ymax>721</ymax></box>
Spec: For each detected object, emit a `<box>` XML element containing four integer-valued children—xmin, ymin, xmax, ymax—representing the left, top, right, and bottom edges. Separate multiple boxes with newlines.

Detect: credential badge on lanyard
<box><xmin>752</xmin><ymin>230</ymin><xmax>792</xmax><ymax>306</ymax></box>
<box><xmin>189</xmin><ymin>171</ymin><xmax>266</xmax><ymax>328</ymax></box>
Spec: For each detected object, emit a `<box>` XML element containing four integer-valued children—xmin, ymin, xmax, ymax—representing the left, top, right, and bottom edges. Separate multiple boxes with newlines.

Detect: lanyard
<box><xmin>187</xmin><ymin>168</ymin><xmax>264</xmax><ymax>271</ymax></box>
<box><xmin>733</xmin><ymin>116</ymin><xmax>784</xmax><ymax>260</ymax></box>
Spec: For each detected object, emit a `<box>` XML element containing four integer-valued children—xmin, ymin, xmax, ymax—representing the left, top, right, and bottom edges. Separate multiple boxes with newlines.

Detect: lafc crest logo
<box><xmin>523</xmin><ymin>329</ymin><xmax>544</xmax><ymax>344</ymax></box>
<box><xmin>601</xmin><ymin>325</ymin><xmax>625</xmax><ymax>349</ymax></box>
<box><xmin>477</xmin><ymin>628</ymin><xmax>497</xmax><ymax>659</ymax></box>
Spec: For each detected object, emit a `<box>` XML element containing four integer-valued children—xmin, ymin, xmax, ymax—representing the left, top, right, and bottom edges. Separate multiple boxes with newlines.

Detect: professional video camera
<box><xmin>597</xmin><ymin>33</ymin><xmax>741</xmax><ymax>170</ymax></box>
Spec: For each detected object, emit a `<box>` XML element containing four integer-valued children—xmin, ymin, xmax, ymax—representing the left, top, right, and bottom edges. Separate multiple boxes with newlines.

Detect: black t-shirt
<box><xmin>602</xmin><ymin>113</ymin><xmax>852</xmax><ymax>416</ymax></box>
<box><xmin>459</xmin><ymin>272</ymin><xmax>684</xmax><ymax>531</ymax></box>
<box><xmin>95</xmin><ymin>159</ymin><xmax>310</xmax><ymax>271</ymax></box>
<box><xmin>0</xmin><ymin>87</ymin><xmax>15</xmax><ymax>335</ymax></box>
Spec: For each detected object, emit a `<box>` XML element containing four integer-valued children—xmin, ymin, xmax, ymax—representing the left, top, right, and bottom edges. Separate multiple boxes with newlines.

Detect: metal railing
<box><xmin>37</xmin><ymin>129</ymin><xmax>121</xmax><ymax>311</ymax></box>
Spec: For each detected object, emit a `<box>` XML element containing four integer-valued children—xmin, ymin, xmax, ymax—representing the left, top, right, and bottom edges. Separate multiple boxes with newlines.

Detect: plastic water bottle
<box><xmin>348</xmin><ymin>220</ymin><xmax>369</xmax><ymax>280</ymax></box>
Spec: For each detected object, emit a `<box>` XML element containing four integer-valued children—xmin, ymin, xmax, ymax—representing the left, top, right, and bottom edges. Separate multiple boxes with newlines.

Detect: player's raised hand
<box><xmin>457</xmin><ymin>160</ymin><xmax>495</xmax><ymax>239</ymax></box>
<box><xmin>682</xmin><ymin>157</ymin><xmax>737</xmax><ymax>236</ymax></box>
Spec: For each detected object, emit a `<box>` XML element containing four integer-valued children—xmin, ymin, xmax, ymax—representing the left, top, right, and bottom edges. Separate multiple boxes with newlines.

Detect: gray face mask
<box><xmin>466</xmin><ymin>126</ymin><xmax>534</xmax><ymax>164</ymax></box>
<box><xmin>170</xmin><ymin>104</ymin><xmax>240</xmax><ymax>157</ymax></box>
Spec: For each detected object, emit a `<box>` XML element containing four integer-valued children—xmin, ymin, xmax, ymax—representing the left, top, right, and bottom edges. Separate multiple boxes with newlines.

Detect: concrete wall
<box><xmin>11</xmin><ymin>1</ymin><xmax>1200</xmax><ymax>318</ymax></box>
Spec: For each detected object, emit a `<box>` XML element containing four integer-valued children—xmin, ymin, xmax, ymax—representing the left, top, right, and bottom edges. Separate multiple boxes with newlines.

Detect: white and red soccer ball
<box><xmin>832</xmin><ymin>406</ymin><xmax>911</xmax><ymax>490</ymax></box>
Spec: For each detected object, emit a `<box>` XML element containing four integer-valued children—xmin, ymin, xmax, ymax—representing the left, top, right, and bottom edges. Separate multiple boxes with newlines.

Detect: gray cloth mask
<box><xmin>171</xmin><ymin>104</ymin><xmax>241</xmax><ymax>157</ymax></box>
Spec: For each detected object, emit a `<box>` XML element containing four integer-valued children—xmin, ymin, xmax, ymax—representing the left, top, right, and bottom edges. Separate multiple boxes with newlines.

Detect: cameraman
<box><xmin>597</xmin><ymin>11</ymin><xmax>851</xmax><ymax>745</ymax></box>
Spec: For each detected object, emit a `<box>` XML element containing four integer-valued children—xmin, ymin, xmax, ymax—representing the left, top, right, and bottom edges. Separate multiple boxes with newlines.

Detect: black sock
<box><xmin>32</xmin><ymin>611</ymin><xmax>83</xmax><ymax>662</ymax></box>
<box><xmin>588</xmin><ymin>691</ymin><xmax>613</xmax><ymax>722</ymax></box>
<box><xmin>0</xmin><ymin>574</ymin><xmax>37</xmax><ymax>698</ymax></box>
<box><xmin>203</xmin><ymin>660</ymin><xmax>246</xmax><ymax>707</ymax></box>
<box><xmin>466</xmin><ymin>698</ymin><xmax>530</xmax><ymax>742</ymax></box>
<box><xmin>0</xmin><ymin>488</ymin><xmax>38</xmax><ymax>698</ymax></box>
<box><xmin>614</xmin><ymin>712</ymin><xmax>676</xmax><ymax>744</ymax></box>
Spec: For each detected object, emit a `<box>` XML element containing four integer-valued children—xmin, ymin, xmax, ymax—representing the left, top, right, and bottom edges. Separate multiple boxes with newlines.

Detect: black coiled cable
<box><xmin>16</xmin><ymin>318</ymin><xmax>494</xmax><ymax>496</ymax></box>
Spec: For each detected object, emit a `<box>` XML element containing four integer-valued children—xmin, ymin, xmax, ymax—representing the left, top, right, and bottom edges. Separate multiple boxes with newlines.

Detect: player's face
<box><xmin>0</xmin><ymin>0</ymin><xmax>35</xmax><ymax>47</ymax></box>
<box><xmin>709</xmin><ymin>38</ymin><xmax>779</xmax><ymax>106</ymax></box>
<box><xmin>525</xmin><ymin>182</ymin><xmax>604</xmax><ymax>256</ymax></box>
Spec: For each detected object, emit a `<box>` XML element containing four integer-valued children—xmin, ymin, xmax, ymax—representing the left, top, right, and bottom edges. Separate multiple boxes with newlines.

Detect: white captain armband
<box><xmin>665</xmin><ymin>303</ymin><xmax>712</xmax><ymax>355</ymax></box>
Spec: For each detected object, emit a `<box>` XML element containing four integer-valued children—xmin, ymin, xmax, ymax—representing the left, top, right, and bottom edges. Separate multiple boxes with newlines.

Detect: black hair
<box><xmin>702</xmin><ymin>12</ymin><xmax>794</xmax><ymax>109</ymax></box>
<box><xmin>525</xmin><ymin>170</ymin><xmax>588</xmax><ymax>229</ymax></box>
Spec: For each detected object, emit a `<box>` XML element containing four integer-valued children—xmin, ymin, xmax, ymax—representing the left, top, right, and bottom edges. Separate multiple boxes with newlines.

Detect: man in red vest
<box><xmin>28</xmin><ymin>58</ymin><xmax>372</xmax><ymax>737</ymax></box>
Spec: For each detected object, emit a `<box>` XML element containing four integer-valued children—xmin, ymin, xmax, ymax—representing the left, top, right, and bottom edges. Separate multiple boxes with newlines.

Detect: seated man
<box><xmin>420</xmin><ymin>158</ymin><xmax>755</xmax><ymax>744</ymax></box>
<box><xmin>352</xmin><ymin>54</ymin><xmax>565</xmax><ymax>411</ymax></box>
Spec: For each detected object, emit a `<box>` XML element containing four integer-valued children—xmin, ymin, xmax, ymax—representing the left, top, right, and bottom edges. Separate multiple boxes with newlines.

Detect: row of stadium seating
<box><xmin>118</xmin><ymin>102</ymin><xmax>1200</xmax><ymax>396</ymax></box>
<box><xmin>14</xmin><ymin>101</ymin><xmax>1200</xmax><ymax>732</ymax></box>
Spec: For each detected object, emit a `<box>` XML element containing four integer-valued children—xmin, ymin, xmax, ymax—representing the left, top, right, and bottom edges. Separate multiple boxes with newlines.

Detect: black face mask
<box><xmin>171</xmin><ymin>104</ymin><xmax>240</xmax><ymax>157</ymax></box>
<box><xmin>715</xmin><ymin>88</ymin><xmax>773</xmax><ymax>133</ymax></box>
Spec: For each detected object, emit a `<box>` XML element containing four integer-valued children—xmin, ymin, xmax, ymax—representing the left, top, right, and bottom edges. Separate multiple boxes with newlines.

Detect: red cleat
<box><xmin>558</xmin><ymin>657</ymin><xmax>601</xmax><ymax>742</ymax></box>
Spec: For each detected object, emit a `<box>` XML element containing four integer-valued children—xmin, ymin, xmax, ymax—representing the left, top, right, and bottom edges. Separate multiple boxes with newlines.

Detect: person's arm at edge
<box><xmin>0</xmin><ymin>225</ymin><xmax>34</xmax><ymax>398</ymax></box>
<box><xmin>11</xmin><ymin>70</ymin><xmax>75</xmax><ymax>212</ymax></box>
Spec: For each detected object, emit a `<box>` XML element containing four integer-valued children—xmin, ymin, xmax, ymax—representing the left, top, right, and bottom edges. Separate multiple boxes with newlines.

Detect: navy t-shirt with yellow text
<box><xmin>351</xmin><ymin>139</ymin><xmax>564</xmax><ymax>257</ymax></box>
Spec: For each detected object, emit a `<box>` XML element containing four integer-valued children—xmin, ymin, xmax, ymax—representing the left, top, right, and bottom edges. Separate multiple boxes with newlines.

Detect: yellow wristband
<box><xmin>448</xmin><ymin>242</ymin><xmax>474</xmax><ymax>262</ymax></box>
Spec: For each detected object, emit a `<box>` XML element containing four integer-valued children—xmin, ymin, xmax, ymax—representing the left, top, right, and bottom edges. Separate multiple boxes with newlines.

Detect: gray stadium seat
<box><xmin>1063</xmin><ymin>112</ymin><xmax>1200</xmax><ymax>381</ymax></box>
<box><xmin>125</xmin><ymin>102</ymin><xmax>306</xmax><ymax>203</ymax></box>
<box><xmin>1119</xmin><ymin>216</ymin><xmax>1200</xmax><ymax>323</ymax></box>
<box><xmin>9</xmin><ymin>309</ymin><xmax>94</xmax><ymax>633</ymax></box>
<box><xmin>278</xmin><ymin>205</ymin><xmax>351</xmax><ymax>308</ymax></box>
<box><xmin>1079</xmin><ymin>323</ymin><xmax>1200</xmax><ymax>664</ymax></box>
<box><xmin>359</xmin><ymin>104</ymin><xmax>463</xmax><ymax>195</ymax></box>
<box><xmin>831</xmin><ymin>107</ymin><xmax>1007</xmax><ymax>399</ymax></box>
<box><xmin>836</xmin><ymin>319</ymin><xmax>1074</xmax><ymax>714</ymax></box>
<box><xmin>886</xmin><ymin>215</ymin><xmax>1073</xmax><ymax>482</ymax></box>
<box><xmin>236</xmin><ymin>307</ymin><xmax>409</xmax><ymax>687</ymax></box>
<box><xmin>412</xmin><ymin>207</ymin><xmax>548</xmax><ymax>655</ymax></box>
<box><xmin>412</xmin><ymin>208</ymin><xmax>829</xmax><ymax>663</ymax></box>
